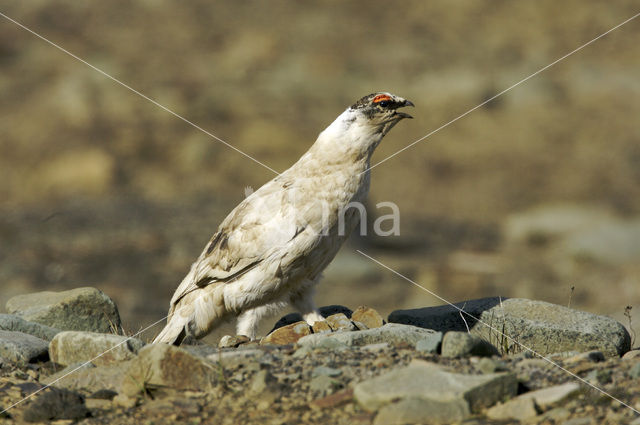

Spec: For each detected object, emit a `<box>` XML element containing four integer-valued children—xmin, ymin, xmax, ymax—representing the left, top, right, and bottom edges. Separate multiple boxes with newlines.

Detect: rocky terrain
<box><xmin>0</xmin><ymin>287</ymin><xmax>639</xmax><ymax>424</ymax></box>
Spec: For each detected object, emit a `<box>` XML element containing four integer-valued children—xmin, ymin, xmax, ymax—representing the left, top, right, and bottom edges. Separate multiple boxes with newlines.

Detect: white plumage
<box><xmin>154</xmin><ymin>92</ymin><xmax>413</xmax><ymax>344</ymax></box>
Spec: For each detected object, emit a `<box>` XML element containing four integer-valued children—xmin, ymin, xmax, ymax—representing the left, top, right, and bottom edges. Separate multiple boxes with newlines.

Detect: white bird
<box><xmin>153</xmin><ymin>92</ymin><xmax>413</xmax><ymax>345</ymax></box>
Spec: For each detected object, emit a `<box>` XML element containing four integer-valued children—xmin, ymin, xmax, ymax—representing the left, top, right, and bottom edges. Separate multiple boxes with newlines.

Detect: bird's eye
<box><xmin>378</xmin><ymin>101</ymin><xmax>390</xmax><ymax>107</ymax></box>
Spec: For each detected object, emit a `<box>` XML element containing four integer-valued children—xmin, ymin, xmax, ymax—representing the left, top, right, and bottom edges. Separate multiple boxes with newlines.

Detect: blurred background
<box><xmin>1</xmin><ymin>0</ymin><xmax>639</xmax><ymax>343</ymax></box>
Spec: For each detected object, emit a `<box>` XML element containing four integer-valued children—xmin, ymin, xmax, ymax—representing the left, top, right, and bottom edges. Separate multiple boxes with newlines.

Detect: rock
<box><xmin>354</xmin><ymin>359</ymin><xmax>517</xmax><ymax>416</ymax></box>
<box><xmin>121</xmin><ymin>344</ymin><xmax>217</xmax><ymax>396</ymax></box>
<box><xmin>564</xmin><ymin>350</ymin><xmax>605</xmax><ymax>364</ymax></box>
<box><xmin>373</xmin><ymin>397</ymin><xmax>469</xmax><ymax>425</ymax></box>
<box><xmin>249</xmin><ymin>369</ymin><xmax>279</xmax><ymax>395</ymax></box>
<box><xmin>261</xmin><ymin>321</ymin><xmax>311</xmax><ymax>345</ymax></box>
<box><xmin>518</xmin><ymin>382</ymin><xmax>582</xmax><ymax>409</ymax></box>
<box><xmin>415</xmin><ymin>334</ymin><xmax>443</xmax><ymax>353</ymax></box>
<box><xmin>49</xmin><ymin>331</ymin><xmax>144</xmax><ymax>366</ymax></box>
<box><xmin>312</xmin><ymin>366</ymin><xmax>342</xmax><ymax>377</ymax></box>
<box><xmin>325</xmin><ymin>313</ymin><xmax>356</xmax><ymax>331</ymax></box>
<box><xmin>218</xmin><ymin>335</ymin><xmax>250</xmax><ymax>349</ymax></box>
<box><xmin>311</xmin><ymin>321</ymin><xmax>332</xmax><ymax>334</ymax></box>
<box><xmin>485</xmin><ymin>396</ymin><xmax>539</xmax><ymax>421</ymax></box>
<box><xmin>22</xmin><ymin>387</ymin><xmax>89</xmax><ymax>422</ymax></box>
<box><xmin>6</xmin><ymin>287</ymin><xmax>122</xmax><ymax>334</ymax></box>
<box><xmin>476</xmin><ymin>358</ymin><xmax>508</xmax><ymax>374</ymax></box>
<box><xmin>0</xmin><ymin>330</ymin><xmax>49</xmax><ymax>364</ymax></box>
<box><xmin>622</xmin><ymin>349</ymin><xmax>640</xmax><ymax>360</ymax></box>
<box><xmin>628</xmin><ymin>363</ymin><xmax>640</xmax><ymax>379</ymax></box>
<box><xmin>351</xmin><ymin>306</ymin><xmax>384</xmax><ymax>329</ymax></box>
<box><xmin>298</xmin><ymin>323</ymin><xmax>442</xmax><ymax>348</ymax></box>
<box><xmin>309</xmin><ymin>374</ymin><xmax>342</xmax><ymax>397</ymax></box>
<box><xmin>0</xmin><ymin>314</ymin><xmax>61</xmax><ymax>341</ymax></box>
<box><xmin>268</xmin><ymin>305</ymin><xmax>352</xmax><ymax>333</ymax></box>
<box><xmin>311</xmin><ymin>388</ymin><xmax>353</xmax><ymax>409</ymax></box>
<box><xmin>441</xmin><ymin>332</ymin><xmax>499</xmax><ymax>358</ymax></box>
<box><xmin>42</xmin><ymin>362</ymin><xmax>128</xmax><ymax>393</ymax></box>
<box><xmin>389</xmin><ymin>297</ymin><xmax>630</xmax><ymax>357</ymax></box>
<box><xmin>112</xmin><ymin>394</ymin><xmax>137</xmax><ymax>409</ymax></box>
<box><xmin>352</xmin><ymin>321</ymin><xmax>368</xmax><ymax>331</ymax></box>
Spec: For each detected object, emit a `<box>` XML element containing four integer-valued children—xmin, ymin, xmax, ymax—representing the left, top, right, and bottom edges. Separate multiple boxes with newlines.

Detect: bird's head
<box><xmin>347</xmin><ymin>92</ymin><xmax>414</xmax><ymax>136</ymax></box>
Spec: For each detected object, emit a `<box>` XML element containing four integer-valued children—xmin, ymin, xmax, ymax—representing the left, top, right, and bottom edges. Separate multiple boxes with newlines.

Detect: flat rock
<box><xmin>49</xmin><ymin>331</ymin><xmax>144</xmax><ymax>367</ymax></box>
<box><xmin>441</xmin><ymin>331</ymin><xmax>499</xmax><ymax>358</ymax></box>
<box><xmin>389</xmin><ymin>297</ymin><xmax>630</xmax><ymax>357</ymax></box>
<box><xmin>0</xmin><ymin>314</ymin><xmax>61</xmax><ymax>341</ymax></box>
<box><xmin>42</xmin><ymin>362</ymin><xmax>127</xmax><ymax>393</ymax></box>
<box><xmin>121</xmin><ymin>343</ymin><xmax>217</xmax><ymax>396</ymax></box>
<box><xmin>0</xmin><ymin>330</ymin><xmax>49</xmax><ymax>364</ymax></box>
<box><xmin>374</xmin><ymin>397</ymin><xmax>469</xmax><ymax>425</ymax></box>
<box><xmin>218</xmin><ymin>335</ymin><xmax>250</xmax><ymax>348</ymax></box>
<box><xmin>298</xmin><ymin>323</ymin><xmax>442</xmax><ymax>348</ymax></box>
<box><xmin>354</xmin><ymin>359</ymin><xmax>517</xmax><ymax>419</ymax></box>
<box><xmin>325</xmin><ymin>313</ymin><xmax>356</xmax><ymax>331</ymax></box>
<box><xmin>485</xmin><ymin>396</ymin><xmax>539</xmax><ymax>421</ymax></box>
<box><xmin>518</xmin><ymin>382</ymin><xmax>582</xmax><ymax>409</ymax></box>
<box><xmin>261</xmin><ymin>321</ymin><xmax>311</xmax><ymax>345</ymax></box>
<box><xmin>6</xmin><ymin>287</ymin><xmax>122</xmax><ymax>334</ymax></box>
<box><xmin>352</xmin><ymin>306</ymin><xmax>384</xmax><ymax>329</ymax></box>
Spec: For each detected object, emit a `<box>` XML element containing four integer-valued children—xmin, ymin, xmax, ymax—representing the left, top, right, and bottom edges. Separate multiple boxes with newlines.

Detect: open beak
<box><xmin>395</xmin><ymin>99</ymin><xmax>415</xmax><ymax>119</ymax></box>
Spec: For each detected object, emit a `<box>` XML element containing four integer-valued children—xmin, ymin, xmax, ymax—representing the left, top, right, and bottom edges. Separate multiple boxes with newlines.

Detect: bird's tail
<box><xmin>153</xmin><ymin>313</ymin><xmax>188</xmax><ymax>345</ymax></box>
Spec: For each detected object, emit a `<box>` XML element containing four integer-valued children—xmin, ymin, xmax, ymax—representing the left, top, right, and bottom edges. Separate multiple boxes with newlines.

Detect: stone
<box><xmin>518</xmin><ymin>382</ymin><xmax>582</xmax><ymax>409</ymax></box>
<box><xmin>351</xmin><ymin>306</ymin><xmax>384</xmax><ymax>329</ymax></box>
<box><xmin>261</xmin><ymin>321</ymin><xmax>311</xmax><ymax>345</ymax></box>
<box><xmin>249</xmin><ymin>369</ymin><xmax>279</xmax><ymax>395</ymax></box>
<box><xmin>6</xmin><ymin>287</ymin><xmax>122</xmax><ymax>334</ymax></box>
<box><xmin>268</xmin><ymin>305</ymin><xmax>352</xmax><ymax>333</ymax></box>
<box><xmin>476</xmin><ymin>358</ymin><xmax>508</xmax><ymax>374</ymax></box>
<box><xmin>441</xmin><ymin>332</ymin><xmax>499</xmax><ymax>358</ymax></box>
<box><xmin>311</xmin><ymin>388</ymin><xmax>353</xmax><ymax>409</ymax></box>
<box><xmin>121</xmin><ymin>344</ymin><xmax>217</xmax><ymax>396</ymax></box>
<box><xmin>312</xmin><ymin>366</ymin><xmax>342</xmax><ymax>377</ymax></box>
<box><xmin>325</xmin><ymin>313</ymin><xmax>356</xmax><ymax>331</ymax></box>
<box><xmin>311</xmin><ymin>321</ymin><xmax>332</xmax><ymax>334</ymax></box>
<box><xmin>485</xmin><ymin>396</ymin><xmax>539</xmax><ymax>421</ymax></box>
<box><xmin>374</xmin><ymin>397</ymin><xmax>469</xmax><ymax>425</ymax></box>
<box><xmin>112</xmin><ymin>394</ymin><xmax>137</xmax><ymax>409</ymax></box>
<box><xmin>42</xmin><ymin>362</ymin><xmax>128</xmax><ymax>393</ymax></box>
<box><xmin>354</xmin><ymin>359</ymin><xmax>517</xmax><ymax>416</ymax></box>
<box><xmin>22</xmin><ymin>387</ymin><xmax>89</xmax><ymax>422</ymax></box>
<box><xmin>628</xmin><ymin>363</ymin><xmax>640</xmax><ymax>379</ymax></box>
<box><xmin>218</xmin><ymin>335</ymin><xmax>250</xmax><ymax>349</ymax></box>
<box><xmin>49</xmin><ymin>331</ymin><xmax>144</xmax><ymax>366</ymax></box>
<box><xmin>622</xmin><ymin>349</ymin><xmax>640</xmax><ymax>360</ymax></box>
<box><xmin>415</xmin><ymin>334</ymin><xmax>443</xmax><ymax>353</ymax></box>
<box><xmin>389</xmin><ymin>297</ymin><xmax>630</xmax><ymax>357</ymax></box>
<box><xmin>564</xmin><ymin>351</ymin><xmax>605</xmax><ymax>363</ymax></box>
<box><xmin>0</xmin><ymin>330</ymin><xmax>49</xmax><ymax>364</ymax></box>
<box><xmin>298</xmin><ymin>323</ymin><xmax>442</xmax><ymax>348</ymax></box>
<box><xmin>0</xmin><ymin>314</ymin><xmax>61</xmax><ymax>341</ymax></box>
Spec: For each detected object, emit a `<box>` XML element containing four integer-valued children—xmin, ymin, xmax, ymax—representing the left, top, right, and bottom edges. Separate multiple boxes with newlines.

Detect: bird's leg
<box><xmin>290</xmin><ymin>283</ymin><xmax>324</xmax><ymax>326</ymax></box>
<box><xmin>236</xmin><ymin>302</ymin><xmax>285</xmax><ymax>339</ymax></box>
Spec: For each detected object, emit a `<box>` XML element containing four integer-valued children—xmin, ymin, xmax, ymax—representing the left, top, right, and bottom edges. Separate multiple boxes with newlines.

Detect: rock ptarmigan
<box><xmin>154</xmin><ymin>92</ymin><xmax>413</xmax><ymax>344</ymax></box>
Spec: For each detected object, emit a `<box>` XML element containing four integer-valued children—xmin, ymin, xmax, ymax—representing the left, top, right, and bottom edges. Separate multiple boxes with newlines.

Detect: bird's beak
<box><xmin>395</xmin><ymin>99</ymin><xmax>414</xmax><ymax>119</ymax></box>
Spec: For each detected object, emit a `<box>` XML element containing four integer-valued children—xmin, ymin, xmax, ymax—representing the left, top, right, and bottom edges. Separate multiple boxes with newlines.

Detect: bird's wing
<box><xmin>168</xmin><ymin>177</ymin><xmax>325</xmax><ymax>308</ymax></box>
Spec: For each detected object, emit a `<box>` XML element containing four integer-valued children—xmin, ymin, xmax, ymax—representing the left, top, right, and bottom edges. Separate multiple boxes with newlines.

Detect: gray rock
<box><xmin>0</xmin><ymin>314</ymin><xmax>61</xmax><ymax>341</ymax></box>
<box><xmin>441</xmin><ymin>332</ymin><xmax>499</xmax><ymax>358</ymax></box>
<box><xmin>415</xmin><ymin>333</ymin><xmax>443</xmax><ymax>353</ymax></box>
<box><xmin>629</xmin><ymin>362</ymin><xmax>640</xmax><ymax>379</ymax></box>
<box><xmin>49</xmin><ymin>331</ymin><xmax>144</xmax><ymax>367</ymax></box>
<box><xmin>374</xmin><ymin>397</ymin><xmax>469</xmax><ymax>425</ymax></box>
<box><xmin>121</xmin><ymin>343</ymin><xmax>217</xmax><ymax>396</ymax></box>
<box><xmin>0</xmin><ymin>330</ymin><xmax>49</xmax><ymax>364</ymax></box>
<box><xmin>475</xmin><ymin>357</ymin><xmax>508</xmax><ymax>374</ymax></box>
<box><xmin>42</xmin><ymin>362</ymin><xmax>127</xmax><ymax>393</ymax></box>
<box><xmin>297</xmin><ymin>323</ymin><xmax>441</xmax><ymax>348</ymax></box>
<box><xmin>354</xmin><ymin>359</ymin><xmax>517</xmax><ymax>416</ymax></box>
<box><xmin>389</xmin><ymin>297</ymin><xmax>630</xmax><ymax>357</ymax></box>
<box><xmin>22</xmin><ymin>387</ymin><xmax>89</xmax><ymax>422</ymax></box>
<box><xmin>6</xmin><ymin>287</ymin><xmax>121</xmax><ymax>334</ymax></box>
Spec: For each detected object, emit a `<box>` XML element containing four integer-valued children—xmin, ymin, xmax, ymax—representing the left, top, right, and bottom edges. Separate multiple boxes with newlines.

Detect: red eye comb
<box><xmin>372</xmin><ymin>94</ymin><xmax>392</xmax><ymax>103</ymax></box>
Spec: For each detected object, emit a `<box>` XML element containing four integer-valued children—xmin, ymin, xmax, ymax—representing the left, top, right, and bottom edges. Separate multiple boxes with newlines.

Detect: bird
<box><xmin>153</xmin><ymin>92</ymin><xmax>413</xmax><ymax>345</ymax></box>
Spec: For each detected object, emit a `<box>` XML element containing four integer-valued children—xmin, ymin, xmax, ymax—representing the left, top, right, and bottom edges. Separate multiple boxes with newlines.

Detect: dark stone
<box><xmin>23</xmin><ymin>388</ymin><xmax>89</xmax><ymax>422</ymax></box>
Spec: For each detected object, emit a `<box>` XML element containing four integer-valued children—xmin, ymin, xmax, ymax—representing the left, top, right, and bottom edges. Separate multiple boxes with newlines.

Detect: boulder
<box><xmin>6</xmin><ymin>287</ymin><xmax>121</xmax><ymax>334</ymax></box>
<box><xmin>389</xmin><ymin>297</ymin><xmax>630</xmax><ymax>357</ymax></box>
<box><xmin>0</xmin><ymin>330</ymin><xmax>49</xmax><ymax>364</ymax></box>
<box><xmin>49</xmin><ymin>331</ymin><xmax>144</xmax><ymax>366</ymax></box>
